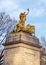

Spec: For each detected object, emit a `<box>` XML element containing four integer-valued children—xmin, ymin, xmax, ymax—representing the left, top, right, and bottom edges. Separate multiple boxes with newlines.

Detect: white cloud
<box><xmin>0</xmin><ymin>0</ymin><xmax>26</xmax><ymax>20</ymax></box>
<box><xmin>0</xmin><ymin>0</ymin><xmax>19</xmax><ymax>12</ymax></box>
<box><xmin>0</xmin><ymin>0</ymin><xmax>46</xmax><ymax>18</ymax></box>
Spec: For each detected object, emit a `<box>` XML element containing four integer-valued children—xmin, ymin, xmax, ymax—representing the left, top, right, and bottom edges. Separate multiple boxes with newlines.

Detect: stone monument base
<box><xmin>4</xmin><ymin>32</ymin><xmax>42</xmax><ymax>65</ymax></box>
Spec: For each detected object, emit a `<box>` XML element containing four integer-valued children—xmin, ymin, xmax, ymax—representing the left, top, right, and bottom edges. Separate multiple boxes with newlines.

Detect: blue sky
<box><xmin>0</xmin><ymin>0</ymin><xmax>46</xmax><ymax>40</ymax></box>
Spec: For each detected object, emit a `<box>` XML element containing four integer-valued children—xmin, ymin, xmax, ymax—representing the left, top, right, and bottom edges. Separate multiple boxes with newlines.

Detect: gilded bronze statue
<box><xmin>15</xmin><ymin>9</ymin><xmax>29</xmax><ymax>32</ymax></box>
<box><xmin>13</xmin><ymin>9</ymin><xmax>35</xmax><ymax>36</ymax></box>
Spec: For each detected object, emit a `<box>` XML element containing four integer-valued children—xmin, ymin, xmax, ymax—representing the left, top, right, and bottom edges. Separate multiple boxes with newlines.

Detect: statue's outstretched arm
<box><xmin>26</xmin><ymin>8</ymin><xmax>29</xmax><ymax>15</ymax></box>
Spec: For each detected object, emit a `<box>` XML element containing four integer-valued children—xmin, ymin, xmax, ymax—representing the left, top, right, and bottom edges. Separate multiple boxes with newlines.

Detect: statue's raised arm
<box><xmin>20</xmin><ymin>8</ymin><xmax>29</xmax><ymax>22</ymax></box>
<box><xmin>25</xmin><ymin>8</ymin><xmax>29</xmax><ymax>15</ymax></box>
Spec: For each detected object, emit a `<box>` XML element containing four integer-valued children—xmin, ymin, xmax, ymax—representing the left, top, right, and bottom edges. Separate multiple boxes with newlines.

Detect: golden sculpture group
<box><xmin>13</xmin><ymin>9</ymin><xmax>35</xmax><ymax>36</ymax></box>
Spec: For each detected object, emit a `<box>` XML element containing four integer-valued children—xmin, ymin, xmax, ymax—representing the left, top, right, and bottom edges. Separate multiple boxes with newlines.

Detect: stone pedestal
<box><xmin>4</xmin><ymin>32</ymin><xmax>42</xmax><ymax>65</ymax></box>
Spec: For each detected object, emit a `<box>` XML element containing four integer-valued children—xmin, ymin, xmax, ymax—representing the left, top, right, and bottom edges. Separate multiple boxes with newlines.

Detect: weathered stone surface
<box><xmin>40</xmin><ymin>48</ymin><xmax>46</xmax><ymax>65</ymax></box>
<box><xmin>4</xmin><ymin>32</ymin><xmax>42</xmax><ymax>65</ymax></box>
<box><xmin>4</xmin><ymin>32</ymin><xmax>41</xmax><ymax>48</ymax></box>
<box><xmin>4</xmin><ymin>43</ymin><xmax>41</xmax><ymax>65</ymax></box>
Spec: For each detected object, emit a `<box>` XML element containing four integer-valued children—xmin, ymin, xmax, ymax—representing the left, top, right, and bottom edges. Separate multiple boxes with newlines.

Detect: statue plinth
<box><xmin>4</xmin><ymin>32</ymin><xmax>42</xmax><ymax>65</ymax></box>
<box><xmin>4</xmin><ymin>32</ymin><xmax>41</xmax><ymax>47</ymax></box>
